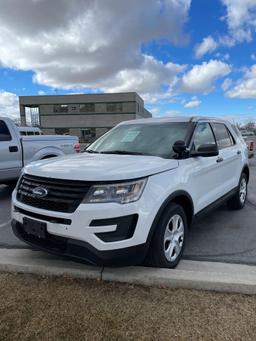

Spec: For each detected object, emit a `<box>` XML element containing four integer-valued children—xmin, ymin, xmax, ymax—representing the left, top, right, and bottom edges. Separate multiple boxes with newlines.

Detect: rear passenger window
<box><xmin>0</xmin><ymin>120</ymin><xmax>11</xmax><ymax>141</ymax></box>
<box><xmin>211</xmin><ymin>123</ymin><xmax>234</xmax><ymax>149</ymax></box>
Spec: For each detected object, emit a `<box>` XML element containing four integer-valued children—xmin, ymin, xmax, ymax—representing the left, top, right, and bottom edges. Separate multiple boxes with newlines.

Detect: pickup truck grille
<box><xmin>17</xmin><ymin>174</ymin><xmax>91</xmax><ymax>213</ymax></box>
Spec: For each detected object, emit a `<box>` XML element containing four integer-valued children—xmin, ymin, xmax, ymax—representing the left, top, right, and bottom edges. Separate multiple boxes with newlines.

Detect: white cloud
<box><xmin>0</xmin><ymin>91</ymin><xmax>19</xmax><ymax>119</ymax></box>
<box><xmin>0</xmin><ymin>0</ymin><xmax>191</xmax><ymax>98</ymax></box>
<box><xmin>180</xmin><ymin>60</ymin><xmax>231</xmax><ymax>94</ymax></box>
<box><xmin>251</xmin><ymin>53</ymin><xmax>256</xmax><ymax>61</ymax></box>
<box><xmin>221</xmin><ymin>0</ymin><xmax>256</xmax><ymax>44</ymax></box>
<box><xmin>226</xmin><ymin>65</ymin><xmax>256</xmax><ymax>98</ymax></box>
<box><xmin>38</xmin><ymin>90</ymin><xmax>46</xmax><ymax>95</ymax></box>
<box><xmin>221</xmin><ymin>78</ymin><xmax>233</xmax><ymax>91</ymax></box>
<box><xmin>103</xmin><ymin>55</ymin><xmax>186</xmax><ymax>96</ymax></box>
<box><xmin>195</xmin><ymin>36</ymin><xmax>218</xmax><ymax>58</ymax></box>
<box><xmin>184</xmin><ymin>96</ymin><xmax>201</xmax><ymax>108</ymax></box>
<box><xmin>149</xmin><ymin>107</ymin><xmax>160</xmax><ymax>115</ymax></box>
<box><xmin>164</xmin><ymin>110</ymin><xmax>183</xmax><ymax>117</ymax></box>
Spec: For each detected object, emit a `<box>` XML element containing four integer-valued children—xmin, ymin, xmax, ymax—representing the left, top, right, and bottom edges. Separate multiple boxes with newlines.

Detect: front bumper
<box><xmin>12</xmin><ymin>219</ymin><xmax>147</xmax><ymax>266</ymax></box>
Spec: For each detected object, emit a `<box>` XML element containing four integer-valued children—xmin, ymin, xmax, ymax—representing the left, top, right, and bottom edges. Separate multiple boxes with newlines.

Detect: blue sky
<box><xmin>0</xmin><ymin>0</ymin><xmax>256</xmax><ymax>122</ymax></box>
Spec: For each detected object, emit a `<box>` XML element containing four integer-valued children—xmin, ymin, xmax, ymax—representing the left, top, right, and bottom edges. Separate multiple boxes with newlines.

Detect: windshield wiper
<box><xmin>85</xmin><ymin>149</ymin><xmax>100</xmax><ymax>154</ymax></box>
<box><xmin>100</xmin><ymin>150</ymin><xmax>146</xmax><ymax>156</ymax></box>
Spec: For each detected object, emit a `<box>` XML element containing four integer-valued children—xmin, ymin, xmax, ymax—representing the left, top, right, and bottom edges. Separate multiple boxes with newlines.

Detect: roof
<box><xmin>118</xmin><ymin>116</ymin><xmax>231</xmax><ymax>125</ymax></box>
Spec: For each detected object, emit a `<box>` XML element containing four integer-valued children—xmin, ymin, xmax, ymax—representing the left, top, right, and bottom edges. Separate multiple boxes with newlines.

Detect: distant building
<box><xmin>19</xmin><ymin>92</ymin><xmax>151</xmax><ymax>143</ymax></box>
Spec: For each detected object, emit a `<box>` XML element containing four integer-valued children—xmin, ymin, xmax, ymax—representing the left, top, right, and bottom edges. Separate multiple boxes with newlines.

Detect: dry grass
<box><xmin>0</xmin><ymin>272</ymin><xmax>256</xmax><ymax>341</ymax></box>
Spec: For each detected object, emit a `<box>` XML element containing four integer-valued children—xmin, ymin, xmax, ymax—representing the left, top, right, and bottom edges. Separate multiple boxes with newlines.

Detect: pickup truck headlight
<box><xmin>83</xmin><ymin>178</ymin><xmax>147</xmax><ymax>204</ymax></box>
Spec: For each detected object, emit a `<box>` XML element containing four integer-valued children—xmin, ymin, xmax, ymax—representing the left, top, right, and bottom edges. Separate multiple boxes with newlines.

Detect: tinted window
<box><xmin>53</xmin><ymin>104</ymin><xmax>68</xmax><ymax>113</ymax></box>
<box><xmin>211</xmin><ymin>123</ymin><xmax>234</xmax><ymax>149</ymax></box>
<box><xmin>192</xmin><ymin>123</ymin><xmax>216</xmax><ymax>151</ymax></box>
<box><xmin>106</xmin><ymin>103</ymin><xmax>123</xmax><ymax>112</ymax></box>
<box><xmin>89</xmin><ymin>122</ymin><xmax>190</xmax><ymax>159</ymax></box>
<box><xmin>0</xmin><ymin>120</ymin><xmax>11</xmax><ymax>141</ymax></box>
<box><xmin>79</xmin><ymin>103</ymin><xmax>95</xmax><ymax>112</ymax></box>
<box><xmin>55</xmin><ymin>128</ymin><xmax>70</xmax><ymax>135</ymax></box>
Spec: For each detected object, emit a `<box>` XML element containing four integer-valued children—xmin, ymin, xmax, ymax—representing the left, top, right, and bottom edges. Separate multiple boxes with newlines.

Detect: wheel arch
<box><xmin>242</xmin><ymin>164</ymin><xmax>250</xmax><ymax>183</ymax></box>
<box><xmin>146</xmin><ymin>190</ymin><xmax>194</xmax><ymax>247</ymax></box>
<box><xmin>41</xmin><ymin>154</ymin><xmax>58</xmax><ymax>160</ymax></box>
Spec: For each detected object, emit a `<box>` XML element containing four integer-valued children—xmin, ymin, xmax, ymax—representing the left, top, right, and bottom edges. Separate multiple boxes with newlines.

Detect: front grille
<box><xmin>17</xmin><ymin>174</ymin><xmax>91</xmax><ymax>213</ymax></box>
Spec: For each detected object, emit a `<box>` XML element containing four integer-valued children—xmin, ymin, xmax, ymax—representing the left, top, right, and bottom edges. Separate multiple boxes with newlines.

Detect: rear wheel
<box><xmin>147</xmin><ymin>203</ymin><xmax>188</xmax><ymax>268</ymax></box>
<box><xmin>227</xmin><ymin>173</ymin><xmax>247</xmax><ymax>210</ymax></box>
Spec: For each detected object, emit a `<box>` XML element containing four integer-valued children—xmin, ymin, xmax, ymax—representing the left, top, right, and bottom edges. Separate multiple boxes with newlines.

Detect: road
<box><xmin>0</xmin><ymin>156</ymin><xmax>256</xmax><ymax>265</ymax></box>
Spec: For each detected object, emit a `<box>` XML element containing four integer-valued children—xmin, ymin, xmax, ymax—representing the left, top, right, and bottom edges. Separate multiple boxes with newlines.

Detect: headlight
<box><xmin>83</xmin><ymin>178</ymin><xmax>147</xmax><ymax>204</ymax></box>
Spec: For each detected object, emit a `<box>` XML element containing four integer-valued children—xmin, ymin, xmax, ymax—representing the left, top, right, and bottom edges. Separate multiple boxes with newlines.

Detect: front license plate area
<box><xmin>23</xmin><ymin>217</ymin><xmax>47</xmax><ymax>239</ymax></box>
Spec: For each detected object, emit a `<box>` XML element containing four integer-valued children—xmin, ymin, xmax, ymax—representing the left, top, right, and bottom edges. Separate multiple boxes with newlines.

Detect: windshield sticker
<box><xmin>121</xmin><ymin>130</ymin><xmax>140</xmax><ymax>142</ymax></box>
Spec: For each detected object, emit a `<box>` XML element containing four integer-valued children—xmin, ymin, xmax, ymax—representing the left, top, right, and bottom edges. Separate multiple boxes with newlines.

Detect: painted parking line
<box><xmin>0</xmin><ymin>220</ymin><xmax>11</xmax><ymax>228</ymax></box>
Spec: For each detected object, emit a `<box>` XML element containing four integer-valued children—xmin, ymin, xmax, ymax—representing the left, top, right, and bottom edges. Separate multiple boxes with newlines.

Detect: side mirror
<box><xmin>190</xmin><ymin>144</ymin><xmax>219</xmax><ymax>157</ymax></box>
<box><xmin>173</xmin><ymin>140</ymin><xmax>187</xmax><ymax>155</ymax></box>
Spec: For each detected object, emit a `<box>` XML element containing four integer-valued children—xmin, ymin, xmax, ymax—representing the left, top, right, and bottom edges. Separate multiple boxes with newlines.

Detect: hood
<box><xmin>24</xmin><ymin>153</ymin><xmax>179</xmax><ymax>181</ymax></box>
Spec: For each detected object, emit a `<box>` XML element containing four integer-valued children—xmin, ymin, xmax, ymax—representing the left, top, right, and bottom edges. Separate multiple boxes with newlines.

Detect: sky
<box><xmin>1</xmin><ymin>0</ymin><xmax>256</xmax><ymax>123</ymax></box>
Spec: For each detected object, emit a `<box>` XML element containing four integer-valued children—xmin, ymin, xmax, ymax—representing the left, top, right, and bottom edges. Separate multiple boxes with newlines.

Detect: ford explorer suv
<box><xmin>0</xmin><ymin>117</ymin><xmax>80</xmax><ymax>186</ymax></box>
<box><xmin>11</xmin><ymin>117</ymin><xmax>249</xmax><ymax>268</ymax></box>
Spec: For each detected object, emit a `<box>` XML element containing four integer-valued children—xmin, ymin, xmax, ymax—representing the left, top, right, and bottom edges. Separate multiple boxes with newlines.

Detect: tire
<box><xmin>5</xmin><ymin>180</ymin><xmax>17</xmax><ymax>190</ymax></box>
<box><xmin>147</xmin><ymin>203</ymin><xmax>188</xmax><ymax>268</ymax></box>
<box><xmin>227</xmin><ymin>173</ymin><xmax>247</xmax><ymax>210</ymax></box>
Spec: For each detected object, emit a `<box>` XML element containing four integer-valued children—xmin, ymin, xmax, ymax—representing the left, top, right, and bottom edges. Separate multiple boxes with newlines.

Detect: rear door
<box><xmin>211</xmin><ymin>123</ymin><xmax>241</xmax><ymax>192</ymax></box>
<box><xmin>0</xmin><ymin>120</ymin><xmax>22</xmax><ymax>181</ymax></box>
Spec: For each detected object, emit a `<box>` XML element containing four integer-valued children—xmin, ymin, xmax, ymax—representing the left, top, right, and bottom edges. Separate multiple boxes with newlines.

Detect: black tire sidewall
<box><xmin>227</xmin><ymin>172</ymin><xmax>248</xmax><ymax>210</ymax></box>
<box><xmin>238</xmin><ymin>173</ymin><xmax>248</xmax><ymax>208</ymax></box>
<box><xmin>150</xmin><ymin>203</ymin><xmax>188</xmax><ymax>268</ymax></box>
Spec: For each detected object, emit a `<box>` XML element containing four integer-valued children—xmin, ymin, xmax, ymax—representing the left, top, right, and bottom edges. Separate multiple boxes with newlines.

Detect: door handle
<box><xmin>216</xmin><ymin>157</ymin><xmax>223</xmax><ymax>163</ymax></box>
<box><xmin>237</xmin><ymin>150</ymin><xmax>241</xmax><ymax>155</ymax></box>
<box><xmin>9</xmin><ymin>146</ymin><xmax>18</xmax><ymax>153</ymax></box>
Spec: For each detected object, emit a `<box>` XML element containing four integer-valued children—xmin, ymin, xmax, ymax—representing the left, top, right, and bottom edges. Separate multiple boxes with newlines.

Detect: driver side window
<box><xmin>0</xmin><ymin>120</ymin><xmax>12</xmax><ymax>142</ymax></box>
<box><xmin>192</xmin><ymin>123</ymin><xmax>216</xmax><ymax>151</ymax></box>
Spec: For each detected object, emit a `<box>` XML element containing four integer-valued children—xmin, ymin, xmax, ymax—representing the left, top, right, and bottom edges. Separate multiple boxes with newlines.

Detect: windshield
<box><xmin>87</xmin><ymin>122</ymin><xmax>190</xmax><ymax>159</ymax></box>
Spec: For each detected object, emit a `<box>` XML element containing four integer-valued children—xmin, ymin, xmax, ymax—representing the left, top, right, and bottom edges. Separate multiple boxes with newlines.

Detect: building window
<box><xmin>70</xmin><ymin>105</ymin><xmax>78</xmax><ymax>111</ymax></box>
<box><xmin>55</xmin><ymin>128</ymin><xmax>70</xmax><ymax>135</ymax></box>
<box><xmin>106</xmin><ymin>103</ymin><xmax>123</xmax><ymax>112</ymax></box>
<box><xmin>53</xmin><ymin>105</ymin><xmax>69</xmax><ymax>113</ymax></box>
<box><xmin>80</xmin><ymin>128</ymin><xmax>96</xmax><ymax>143</ymax></box>
<box><xmin>79</xmin><ymin>103</ymin><xmax>95</xmax><ymax>112</ymax></box>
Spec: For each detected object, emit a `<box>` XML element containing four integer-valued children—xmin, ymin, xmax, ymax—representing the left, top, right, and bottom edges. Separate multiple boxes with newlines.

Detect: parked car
<box><xmin>0</xmin><ymin>117</ymin><xmax>80</xmax><ymax>186</ymax></box>
<box><xmin>241</xmin><ymin>130</ymin><xmax>255</xmax><ymax>137</ymax></box>
<box><xmin>12</xmin><ymin>116</ymin><xmax>249</xmax><ymax>268</ymax></box>
<box><xmin>19</xmin><ymin>126</ymin><xmax>43</xmax><ymax>136</ymax></box>
<box><xmin>240</xmin><ymin>131</ymin><xmax>255</xmax><ymax>158</ymax></box>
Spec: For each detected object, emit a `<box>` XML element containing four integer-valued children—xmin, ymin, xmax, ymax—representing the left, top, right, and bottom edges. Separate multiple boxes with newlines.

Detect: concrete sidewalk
<box><xmin>1</xmin><ymin>248</ymin><xmax>256</xmax><ymax>295</ymax></box>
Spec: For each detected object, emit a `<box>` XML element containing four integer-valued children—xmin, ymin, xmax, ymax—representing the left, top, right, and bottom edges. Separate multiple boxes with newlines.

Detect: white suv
<box><xmin>12</xmin><ymin>117</ymin><xmax>249</xmax><ymax>268</ymax></box>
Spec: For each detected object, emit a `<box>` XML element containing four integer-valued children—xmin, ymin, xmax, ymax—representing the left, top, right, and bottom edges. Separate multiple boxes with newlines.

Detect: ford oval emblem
<box><xmin>32</xmin><ymin>186</ymin><xmax>48</xmax><ymax>198</ymax></box>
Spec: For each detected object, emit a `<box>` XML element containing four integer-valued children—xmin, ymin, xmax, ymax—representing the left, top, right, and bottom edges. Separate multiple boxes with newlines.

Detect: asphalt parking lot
<box><xmin>0</xmin><ymin>156</ymin><xmax>256</xmax><ymax>265</ymax></box>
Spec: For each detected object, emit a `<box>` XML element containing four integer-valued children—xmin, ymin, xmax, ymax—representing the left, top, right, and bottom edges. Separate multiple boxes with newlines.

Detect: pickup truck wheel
<box><xmin>5</xmin><ymin>180</ymin><xmax>17</xmax><ymax>189</ymax></box>
<box><xmin>227</xmin><ymin>173</ymin><xmax>247</xmax><ymax>210</ymax></box>
<box><xmin>148</xmin><ymin>203</ymin><xmax>187</xmax><ymax>268</ymax></box>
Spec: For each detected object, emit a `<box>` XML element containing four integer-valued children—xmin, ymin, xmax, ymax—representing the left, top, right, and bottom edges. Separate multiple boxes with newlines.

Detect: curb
<box><xmin>1</xmin><ymin>249</ymin><xmax>256</xmax><ymax>295</ymax></box>
<box><xmin>0</xmin><ymin>249</ymin><xmax>102</xmax><ymax>280</ymax></box>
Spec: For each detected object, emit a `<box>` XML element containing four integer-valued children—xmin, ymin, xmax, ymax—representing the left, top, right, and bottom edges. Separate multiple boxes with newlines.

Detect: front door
<box><xmin>185</xmin><ymin>122</ymin><xmax>224</xmax><ymax>212</ymax></box>
<box><xmin>0</xmin><ymin>120</ymin><xmax>21</xmax><ymax>181</ymax></box>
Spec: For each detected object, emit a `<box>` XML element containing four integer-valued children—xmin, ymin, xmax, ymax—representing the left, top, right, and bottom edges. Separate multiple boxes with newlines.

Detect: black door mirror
<box><xmin>173</xmin><ymin>140</ymin><xmax>187</xmax><ymax>155</ymax></box>
<box><xmin>190</xmin><ymin>144</ymin><xmax>219</xmax><ymax>157</ymax></box>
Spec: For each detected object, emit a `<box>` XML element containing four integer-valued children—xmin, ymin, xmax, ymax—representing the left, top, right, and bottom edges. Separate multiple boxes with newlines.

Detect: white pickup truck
<box><xmin>0</xmin><ymin>117</ymin><xmax>79</xmax><ymax>186</ymax></box>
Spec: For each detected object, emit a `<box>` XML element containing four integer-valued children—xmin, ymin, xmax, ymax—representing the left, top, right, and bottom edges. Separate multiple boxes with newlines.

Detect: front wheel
<box><xmin>147</xmin><ymin>203</ymin><xmax>188</xmax><ymax>268</ymax></box>
<box><xmin>227</xmin><ymin>173</ymin><xmax>247</xmax><ymax>210</ymax></box>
